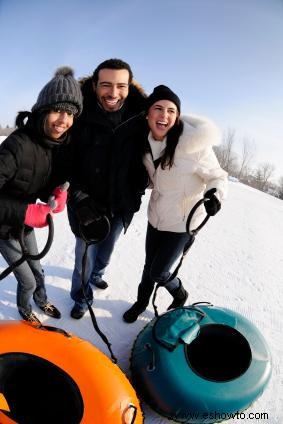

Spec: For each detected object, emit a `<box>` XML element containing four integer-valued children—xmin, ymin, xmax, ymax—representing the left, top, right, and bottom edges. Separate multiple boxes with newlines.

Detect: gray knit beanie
<box><xmin>32</xmin><ymin>66</ymin><xmax>83</xmax><ymax>116</ymax></box>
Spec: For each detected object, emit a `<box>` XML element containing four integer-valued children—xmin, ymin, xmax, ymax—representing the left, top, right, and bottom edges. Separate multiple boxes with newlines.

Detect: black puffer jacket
<box><xmin>68</xmin><ymin>78</ymin><xmax>148</xmax><ymax>236</ymax></box>
<box><xmin>0</xmin><ymin>114</ymin><xmax>70</xmax><ymax>239</ymax></box>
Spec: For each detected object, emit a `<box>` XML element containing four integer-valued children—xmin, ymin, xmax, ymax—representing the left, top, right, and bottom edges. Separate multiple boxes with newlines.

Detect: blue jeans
<box><xmin>0</xmin><ymin>230</ymin><xmax>48</xmax><ymax>313</ymax></box>
<box><xmin>71</xmin><ymin>216</ymin><xmax>124</xmax><ymax>306</ymax></box>
<box><xmin>137</xmin><ymin>222</ymin><xmax>192</xmax><ymax>304</ymax></box>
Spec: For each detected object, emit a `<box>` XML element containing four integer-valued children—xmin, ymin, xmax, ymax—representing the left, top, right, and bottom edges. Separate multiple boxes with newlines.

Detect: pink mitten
<box><xmin>24</xmin><ymin>204</ymin><xmax>52</xmax><ymax>228</ymax></box>
<box><xmin>48</xmin><ymin>182</ymin><xmax>69</xmax><ymax>213</ymax></box>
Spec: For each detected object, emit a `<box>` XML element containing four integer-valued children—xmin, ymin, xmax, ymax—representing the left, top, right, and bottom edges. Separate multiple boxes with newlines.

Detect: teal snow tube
<box><xmin>130</xmin><ymin>303</ymin><xmax>271</xmax><ymax>423</ymax></box>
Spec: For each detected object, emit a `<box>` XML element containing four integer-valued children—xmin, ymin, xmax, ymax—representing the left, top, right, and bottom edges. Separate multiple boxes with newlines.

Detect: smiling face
<box><xmin>44</xmin><ymin>110</ymin><xmax>74</xmax><ymax>140</ymax></box>
<box><xmin>94</xmin><ymin>68</ymin><xmax>130</xmax><ymax>112</ymax></box>
<box><xmin>147</xmin><ymin>100</ymin><xmax>178</xmax><ymax>141</ymax></box>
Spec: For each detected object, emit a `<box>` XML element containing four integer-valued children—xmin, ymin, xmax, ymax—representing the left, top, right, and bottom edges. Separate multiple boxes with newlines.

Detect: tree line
<box><xmin>214</xmin><ymin>129</ymin><xmax>283</xmax><ymax>200</ymax></box>
<box><xmin>1</xmin><ymin>124</ymin><xmax>282</xmax><ymax>200</ymax></box>
<box><xmin>0</xmin><ymin>125</ymin><xmax>15</xmax><ymax>136</ymax></box>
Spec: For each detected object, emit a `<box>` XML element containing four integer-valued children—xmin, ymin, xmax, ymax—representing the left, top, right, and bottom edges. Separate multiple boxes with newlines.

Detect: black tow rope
<box><xmin>79</xmin><ymin>215</ymin><xmax>117</xmax><ymax>363</ymax></box>
<box><xmin>152</xmin><ymin>195</ymin><xmax>211</xmax><ymax>317</ymax></box>
<box><xmin>0</xmin><ymin>214</ymin><xmax>54</xmax><ymax>281</ymax></box>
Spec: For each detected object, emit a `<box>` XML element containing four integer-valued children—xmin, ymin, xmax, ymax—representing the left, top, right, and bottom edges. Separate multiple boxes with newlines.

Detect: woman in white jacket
<box><xmin>123</xmin><ymin>85</ymin><xmax>228</xmax><ymax>323</ymax></box>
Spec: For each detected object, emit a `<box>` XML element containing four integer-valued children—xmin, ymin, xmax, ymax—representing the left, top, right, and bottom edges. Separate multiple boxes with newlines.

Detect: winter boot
<box><xmin>123</xmin><ymin>282</ymin><xmax>153</xmax><ymax>323</ymax></box>
<box><xmin>167</xmin><ymin>279</ymin><xmax>188</xmax><ymax>310</ymax></box>
<box><xmin>38</xmin><ymin>302</ymin><xmax>61</xmax><ymax>319</ymax></box>
<box><xmin>94</xmin><ymin>279</ymin><xmax>108</xmax><ymax>289</ymax></box>
<box><xmin>18</xmin><ymin>309</ymin><xmax>41</xmax><ymax>324</ymax></box>
<box><xmin>123</xmin><ymin>302</ymin><xmax>147</xmax><ymax>323</ymax></box>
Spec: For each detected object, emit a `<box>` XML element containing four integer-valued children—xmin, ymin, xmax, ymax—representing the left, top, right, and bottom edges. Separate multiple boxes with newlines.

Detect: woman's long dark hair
<box><xmin>15</xmin><ymin>110</ymin><xmax>45</xmax><ymax>133</ymax></box>
<box><xmin>160</xmin><ymin>117</ymin><xmax>184</xmax><ymax>169</ymax></box>
<box><xmin>15</xmin><ymin>110</ymin><xmax>47</xmax><ymax>140</ymax></box>
<box><xmin>15</xmin><ymin>111</ymin><xmax>32</xmax><ymax>128</ymax></box>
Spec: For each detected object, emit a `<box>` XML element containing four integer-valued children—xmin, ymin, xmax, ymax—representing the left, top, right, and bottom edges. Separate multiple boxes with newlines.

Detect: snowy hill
<box><xmin>0</xmin><ymin>182</ymin><xmax>282</xmax><ymax>423</ymax></box>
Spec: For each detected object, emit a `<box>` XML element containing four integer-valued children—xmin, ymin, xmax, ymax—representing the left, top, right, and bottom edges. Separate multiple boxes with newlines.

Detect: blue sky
<box><xmin>0</xmin><ymin>0</ymin><xmax>282</xmax><ymax>179</ymax></box>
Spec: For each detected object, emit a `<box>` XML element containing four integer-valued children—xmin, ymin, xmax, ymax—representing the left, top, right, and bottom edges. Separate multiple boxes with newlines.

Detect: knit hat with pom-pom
<box><xmin>32</xmin><ymin>66</ymin><xmax>83</xmax><ymax>116</ymax></box>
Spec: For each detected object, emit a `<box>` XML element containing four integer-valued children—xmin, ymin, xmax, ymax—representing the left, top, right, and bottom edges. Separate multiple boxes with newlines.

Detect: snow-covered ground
<box><xmin>0</xmin><ymin>181</ymin><xmax>282</xmax><ymax>423</ymax></box>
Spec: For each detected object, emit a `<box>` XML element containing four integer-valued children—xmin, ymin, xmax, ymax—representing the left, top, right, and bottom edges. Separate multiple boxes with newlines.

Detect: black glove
<box><xmin>204</xmin><ymin>188</ymin><xmax>221</xmax><ymax>216</ymax></box>
<box><xmin>75</xmin><ymin>197</ymin><xmax>104</xmax><ymax>225</ymax></box>
<box><xmin>75</xmin><ymin>197</ymin><xmax>110</xmax><ymax>243</ymax></box>
<box><xmin>79</xmin><ymin>216</ymin><xmax>111</xmax><ymax>244</ymax></box>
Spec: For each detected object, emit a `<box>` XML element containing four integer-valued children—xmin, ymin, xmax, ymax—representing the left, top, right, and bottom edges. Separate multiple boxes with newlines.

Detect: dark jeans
<box><xmin>137</xmin><ymin>222</ymin><xmax>192</xmax><ymax>304</ymax></box>
<box><xmin>71</xmin><ymin>215</ymin><xmax>124</xmax><ymax>306</ymax></box>
<box><xmin>0</xmin><ymin>230</ymin><xmax>47</xmax><ymax>313</ymax></box>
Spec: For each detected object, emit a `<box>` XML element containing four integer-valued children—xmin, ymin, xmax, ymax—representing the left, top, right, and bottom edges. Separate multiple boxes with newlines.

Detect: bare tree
<box><xmin>214</xmin><ymin>128</ymin><xmax>238</xmax><ymax>175</ymax></box>
<box><xmin>253</xmin><ymin>162</ymin><xmax>275</xmax><ymax>192</ymax></box>
<box><xmin>277</xmin><ymin>176</ymin><xmax>283</xmax><ymax>200</ymax></box>
<box><xmin>237</xmin><ymin>137</ymin><xmax>256</xmax><ymax>182</ymax></box>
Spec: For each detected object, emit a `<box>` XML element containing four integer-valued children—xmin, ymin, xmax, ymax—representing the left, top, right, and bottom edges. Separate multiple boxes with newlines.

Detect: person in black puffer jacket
<box><xmin>67</xmin><ymin>58</ymin><xmax>148</xmax><ymax>319</ymax></box>
<box><xmin>0</xmin><ymin>66</ymin><xmax>83</xmax><ymax>323</ymax></box>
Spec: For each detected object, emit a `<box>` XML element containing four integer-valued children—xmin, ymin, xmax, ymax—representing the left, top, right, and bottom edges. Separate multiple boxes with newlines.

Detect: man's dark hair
<box><xmin>92</xmin><ymin>58</ymin><xmax>133</xmax><ymax>85</ymax></box>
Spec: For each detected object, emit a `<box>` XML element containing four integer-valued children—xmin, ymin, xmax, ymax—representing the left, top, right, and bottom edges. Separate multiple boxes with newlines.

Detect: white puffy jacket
<box><xmin>143</xmin><ymin>115</ymin><xmax>228</xmax><ymax>232</ymax></box>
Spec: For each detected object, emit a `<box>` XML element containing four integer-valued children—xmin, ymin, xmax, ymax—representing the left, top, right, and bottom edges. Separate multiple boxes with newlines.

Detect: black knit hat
<box><xmin>146</xmin><ymin>85</ymin><xmax>181</xmax><ymax>113</ymax></box>
<box><xmin>32</xmin><ymin>66</ymin><xmax>83</xmax><ymax>116</ymax></box>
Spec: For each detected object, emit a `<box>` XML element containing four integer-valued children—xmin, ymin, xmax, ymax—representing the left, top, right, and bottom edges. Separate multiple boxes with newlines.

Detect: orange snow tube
<box><xmin>0</xmin><ymin>320</ymin><xmax>143</xmax><ymax>424</ymax></box>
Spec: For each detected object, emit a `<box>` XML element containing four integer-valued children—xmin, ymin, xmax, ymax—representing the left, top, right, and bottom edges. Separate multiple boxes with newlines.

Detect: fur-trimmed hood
<box><xmin>144</xmin><ymin>113</ymin><xmax>227</xmax><ymax>232</ymax></box>
<box><xmin>177</xmin><ymin>115</ymin><xmax>222</xmax><ymax>155</ymax></box>
<box><xmin>78</xmin><ymin>75</ymin><xmax>147</xmax><ymax>115</ymax></box>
